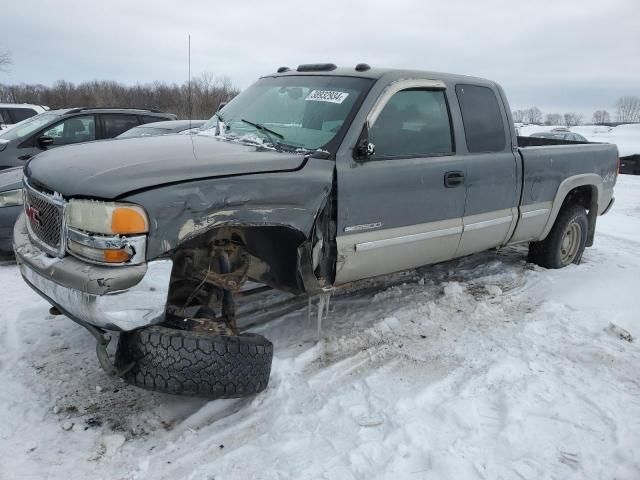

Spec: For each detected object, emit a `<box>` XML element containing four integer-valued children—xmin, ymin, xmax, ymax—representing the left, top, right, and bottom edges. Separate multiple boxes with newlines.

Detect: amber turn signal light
<box><xmin>111</xmin><ymin>207</ymin><xmax>149</xmax><ymax>235</ymax></box>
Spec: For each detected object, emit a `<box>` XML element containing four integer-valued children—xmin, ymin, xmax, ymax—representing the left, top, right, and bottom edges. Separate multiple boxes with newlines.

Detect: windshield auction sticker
<box><xmin>305</xmin><ymin>90</ymin><xmax>349</xmax><ymax>104</ymax></box>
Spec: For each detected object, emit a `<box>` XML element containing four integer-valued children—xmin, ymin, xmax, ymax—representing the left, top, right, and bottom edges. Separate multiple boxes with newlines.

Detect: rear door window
<box><xmin>455</xmin><ymin>84</ymin><xmax>506</xmax><ymax>153</ymax></box>
<box><xmin>101</xmin><ymin>114</ymin><xmax>140</xmax><ymax>138</ymax></box>
<box><xmin>41</xmin><ymin>115</ymin><xmax>96</xmax><ymax>145</ymax></box>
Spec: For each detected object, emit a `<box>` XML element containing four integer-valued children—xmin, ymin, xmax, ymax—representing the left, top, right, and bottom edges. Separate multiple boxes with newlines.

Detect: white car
<box><xmin>0</xmin><ymin>104</ymin><xmax>48</xmax><ymax>131</ymax></box>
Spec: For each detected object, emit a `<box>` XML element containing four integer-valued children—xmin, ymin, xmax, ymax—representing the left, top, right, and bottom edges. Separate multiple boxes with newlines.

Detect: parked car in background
<box><xmin>0</xmin><ymin>107</ymin><xmax>177</xmax><ymax>252</ymax></box>
<box><xmin>530</xmin><ymin>129</ymin><xmax>588</xmax><ymax>142</ymax></box>
<box><xmin>0</xmin><ymin>107</ymin><xmax>177</xmax><ymax>171</ymax></box>
<box><xmin>0</xmin><ymin>167</ymin><xmax>23</xmax><ymax>253</ymax></box>
<box><xmin>117</xmin><ymin>119</ymin><xmax>206</xmax><ymax>139</ymax></box>
<box><xmin>0</xmin><ymin>104</ymin><xmax>48</xmax><ymax>130</ymax></box>
<box><xmin>619</xmin><ymin>155</ymin><xmax>640</xmax><ymax>174</ymax></box>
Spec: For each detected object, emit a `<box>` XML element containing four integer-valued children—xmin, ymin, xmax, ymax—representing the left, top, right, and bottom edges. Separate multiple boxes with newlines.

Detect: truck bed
<box><xmin>516</xmin><ymin>138</ymin><xmax>618</xmax><ymax>214</ymax></box>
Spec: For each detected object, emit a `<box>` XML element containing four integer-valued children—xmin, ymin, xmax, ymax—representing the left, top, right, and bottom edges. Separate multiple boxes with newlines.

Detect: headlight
<box><xmin>65</xmin><ymin>199</ymin><xmax>149</xmax><ymax>265</ymax></box>
<box><xmin>0</xmin><ymin>189</ymin><xmax>23</xmax><ymax>207</ymax></box>
<box><xmin>66</xmin><ymin>199</ymin><xmax>149</xmax><ymax>235</ymax></box>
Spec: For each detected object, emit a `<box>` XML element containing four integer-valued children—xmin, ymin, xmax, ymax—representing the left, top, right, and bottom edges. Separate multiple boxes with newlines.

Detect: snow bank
<box><xmin>515</xmin><ymin>124</ymin><xmax>559</xmax><ymax>137</ymax></box>
<box><xmin>573</xmin><ymin>124</ymin><xmax>640</xmax><ymax>157</ymax></box>
<box><xmin>1</xmin><ymin>177</ymin><xmax>639</xmax><ymax>479</ymax></box>
<box><xmin>518</xmin><ymin>122</ymin><xmax>640</xmax><ymax>157</ymax></box>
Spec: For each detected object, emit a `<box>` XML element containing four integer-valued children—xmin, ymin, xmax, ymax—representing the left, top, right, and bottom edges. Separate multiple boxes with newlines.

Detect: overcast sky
<box><xmin>2</xmin><ymin>0</ymin><xmax>639</xmax><ymax>117</ymax></box>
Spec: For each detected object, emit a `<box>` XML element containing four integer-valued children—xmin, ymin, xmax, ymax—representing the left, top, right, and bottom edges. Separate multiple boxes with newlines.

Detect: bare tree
<box><xmin>525</xmin><ymin>107</ymin><xmax>543</xmax><ymax>124</ymax></box>
<box><xmin>0</xmin><ymin>75</ymin><xmax>239</xmax><ymax>119</ymax></box>
<box><xmin>615</xmin><ymin>96</ymin><xmax>640</xmax><ymax>122</ymax></box>
<box><xmin>592</xmin><ymin>110</ymin><xmax>611</xmax><ymax>124</ymax></box>
<box><xmin>563</xmin><ymin>112</ymin><xmax>583</xmax><ymax>127</ymax></box>
<box><xmin>512</xmin><ymin>110</ymin><xmax>526</xmax><ymax>123</ymax></box>
<box><xmin>544</xmin><ymin>113</ymin><xmax>562</xmax><ymax>125</ymax></box>
<box><xmin>0</xmin><ymin>51</ymin><xmax>11</xmax><ymax>73</ymax></box>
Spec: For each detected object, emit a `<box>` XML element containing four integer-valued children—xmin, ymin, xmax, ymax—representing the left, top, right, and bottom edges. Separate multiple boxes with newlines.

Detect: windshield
<box><xmin>0</xmin><ymin>112</ymin><xmax>61</xmax><ymax>142</ymax></box>
<box><xmin>199</xmin><ymin>75</ymin><xmax>373</xmax><ymax>152</ymax></box>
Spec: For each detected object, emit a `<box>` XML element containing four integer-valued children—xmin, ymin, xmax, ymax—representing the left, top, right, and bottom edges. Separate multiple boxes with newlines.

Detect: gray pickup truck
<box><xmin>13</xmin><ymin>64</ymin><xmax>618</xmax><ymax>398</ymax></box>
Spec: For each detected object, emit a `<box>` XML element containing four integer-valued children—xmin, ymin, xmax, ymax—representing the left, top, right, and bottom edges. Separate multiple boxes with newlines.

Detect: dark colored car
<box><xmin>619</xmin><ymin>154</ymin><xmax>640</xmax><ymax>174</ymax></box>
<box><xmin>531</xmin><ymin>130</ymin><xmax>588</xmax><ymax>142</ymax></box>
<box><xmin>116</xmin><ymin>120</ymin><xmax>206</xmax><ymax>138</ymax></box>
<box><xmin>0</xmin><ymin>108</ymin><xmax>177</xmax><ymax>251</ymax></box>
<box><xmin>0</xmin><ymin>167</ymin><xmax>23</xmax><ymax>252</ymax></box>
<box><xmin>0</xmin><ymin>107</ymin><xmax>177</xmax><ymax>170</ymax></box>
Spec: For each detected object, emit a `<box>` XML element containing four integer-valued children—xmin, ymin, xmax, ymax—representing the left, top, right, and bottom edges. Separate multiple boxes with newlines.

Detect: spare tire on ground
<box><xmin>115</xmin><ymin>326</ymin><xmax>273</xmax><ymax>399</ymax></box>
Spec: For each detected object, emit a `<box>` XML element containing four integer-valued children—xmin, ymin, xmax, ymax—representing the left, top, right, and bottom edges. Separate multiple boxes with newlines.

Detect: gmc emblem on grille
<box><xmin>25</xmin><ymin>204</ymin><xmax>41</xmax><ymax>226</ymax></box>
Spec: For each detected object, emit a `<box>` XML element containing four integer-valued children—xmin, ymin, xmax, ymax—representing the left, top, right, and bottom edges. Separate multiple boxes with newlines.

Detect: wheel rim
<box><xmin>560</xmin><ymin>222</ymin><xmax>581</xmax><ymax>265</ymax></box>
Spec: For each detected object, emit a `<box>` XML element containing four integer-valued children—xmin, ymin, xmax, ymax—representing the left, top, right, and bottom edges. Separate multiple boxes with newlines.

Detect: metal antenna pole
<box><xmin>188</xmin><ymin>34</ymin><xmax>192</xmax><ymax>129</ymax></box>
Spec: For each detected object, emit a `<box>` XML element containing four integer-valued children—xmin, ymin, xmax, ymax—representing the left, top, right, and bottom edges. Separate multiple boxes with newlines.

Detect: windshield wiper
<box><xmin>239</xmin><ymin>119</ymin><xmax>284</xmax><ymax>148</ymax></box>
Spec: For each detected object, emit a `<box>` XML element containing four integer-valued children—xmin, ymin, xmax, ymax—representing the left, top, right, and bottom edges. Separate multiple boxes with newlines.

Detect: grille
<box><xmin>23</xmin><ymin>185</ymin><xmax>64</xmax><ymax>255</ymax></box>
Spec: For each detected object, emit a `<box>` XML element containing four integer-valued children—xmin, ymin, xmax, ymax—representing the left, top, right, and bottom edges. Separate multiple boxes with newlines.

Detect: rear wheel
<box><xmin>528</xmin><ymin>204</ymin><xmax>588</xmax><ymax>269</ymax></box>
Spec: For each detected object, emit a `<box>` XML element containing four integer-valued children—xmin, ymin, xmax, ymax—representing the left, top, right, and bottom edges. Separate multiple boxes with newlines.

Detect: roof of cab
<box><xmin>261</xmin><ymin>64</ymin><xmax>496</xmax><ymax>87</ymax></box>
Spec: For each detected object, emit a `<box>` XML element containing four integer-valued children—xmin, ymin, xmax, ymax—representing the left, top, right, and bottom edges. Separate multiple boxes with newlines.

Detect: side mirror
<box><xmin>353</xmin><ymin>123</ymin><xmax>375</xmax><ymax>162</ymax></box>
<box><xmin>355</xmin><ymin>139</ymin><xmax>375</xmax><ymax>161</ymax></box>
<box><xmin>38</xmin><ymin>136</ymin><xmax>54</xmax><ymax>148</ymax></box>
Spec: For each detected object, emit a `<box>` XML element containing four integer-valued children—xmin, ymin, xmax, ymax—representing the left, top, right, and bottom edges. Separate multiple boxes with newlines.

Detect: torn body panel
<box><xmin>125</xmin><ymin>158</ymin><xmax>335</xmax><ymax>294</ymax></box>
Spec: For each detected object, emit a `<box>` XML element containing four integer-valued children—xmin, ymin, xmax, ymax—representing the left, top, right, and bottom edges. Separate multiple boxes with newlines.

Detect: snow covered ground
<box><xmin>1</xmin><ymin>176</ymin><xmax>639</xmax><ymax>480</ymax></box>
<box><xmin>574</xmin><ymin>124</ymin><xmax>640</xmax><ymax>158</ymax></box>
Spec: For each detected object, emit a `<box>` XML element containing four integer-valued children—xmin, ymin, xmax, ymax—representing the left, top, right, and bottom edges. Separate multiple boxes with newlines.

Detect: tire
<box><xmin>528</xmin><ymin>203</ymin><xmax>588</xmax><ymax>269</ymax></box>
<box><xmin>115</xmin><ymin>326</ymin><xmax>273</xmax><ymax>398</ymax></box>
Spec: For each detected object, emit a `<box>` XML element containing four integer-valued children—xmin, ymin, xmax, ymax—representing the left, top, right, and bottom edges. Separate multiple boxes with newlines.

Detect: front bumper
<box><xmin>13</xmin><ymin>214</ymin><xmax>173</xmax><ymax>331</ymax></box>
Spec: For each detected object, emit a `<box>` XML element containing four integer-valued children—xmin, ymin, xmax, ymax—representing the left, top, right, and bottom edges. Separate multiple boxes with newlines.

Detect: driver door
<box><xmin>335</xmin><ymin>81</ymin><xmax>466</xmax><ymax>284</ymax></box>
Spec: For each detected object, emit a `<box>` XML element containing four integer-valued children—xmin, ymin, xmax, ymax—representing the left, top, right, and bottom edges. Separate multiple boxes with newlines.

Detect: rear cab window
<box><xmin>9</xmin><ymin>107</ymin><xmax>38</xmax><ymax>123</ymax></box>
<box><xmin>455</xmin><ymin>84</ymin><xmax>506</xmax><ymax>153</ymax></box>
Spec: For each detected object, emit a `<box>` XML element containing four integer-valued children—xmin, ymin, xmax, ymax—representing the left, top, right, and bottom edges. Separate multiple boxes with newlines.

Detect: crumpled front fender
<box><xmin>124</xmin><ymin>158</ymin><xmax>335</xmax><ymax>260</ymax></box>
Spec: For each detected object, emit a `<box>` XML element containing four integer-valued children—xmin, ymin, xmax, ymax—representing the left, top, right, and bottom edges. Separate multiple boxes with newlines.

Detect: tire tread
<box><xmin>116</xmin><ymin>326</ymin><xmax>273</xmax><ymax>399</ymax></box>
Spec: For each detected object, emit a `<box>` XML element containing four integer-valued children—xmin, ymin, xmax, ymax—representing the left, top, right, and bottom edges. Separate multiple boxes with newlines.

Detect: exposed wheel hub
<box><xmin>560</xmin><ymin>222</ymin><xmax>581</xmax><ymax>265</ymax></box>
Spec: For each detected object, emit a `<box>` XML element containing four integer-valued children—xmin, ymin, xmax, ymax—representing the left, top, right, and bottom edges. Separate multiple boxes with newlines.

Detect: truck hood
<box><xmin>25</xmin><ymin>135</ymin><xmax>308</xmax><ymax>199</ymax></box>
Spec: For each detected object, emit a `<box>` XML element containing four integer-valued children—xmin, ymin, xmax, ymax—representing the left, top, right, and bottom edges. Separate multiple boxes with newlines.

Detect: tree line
<box><xmin>0</xmin><ymin>73</ymin><xmax>239</xmax><ymax>120</ymax></box>
<box><xmin>2</xmin><ymin>47</ymin><xmax>639</xmax><ymax>126</ymax></box>
<box><xmin>512</xmin><ymin>96</ymin><xmax>640</xmax><ymax>126</ymax></box>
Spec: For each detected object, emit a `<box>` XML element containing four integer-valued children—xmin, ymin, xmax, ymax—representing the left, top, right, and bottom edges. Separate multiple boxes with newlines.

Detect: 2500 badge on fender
<box><xmin>14</xmin><ymin>63</ymin><xmax>618</xmax><ymax>398</ymax></box>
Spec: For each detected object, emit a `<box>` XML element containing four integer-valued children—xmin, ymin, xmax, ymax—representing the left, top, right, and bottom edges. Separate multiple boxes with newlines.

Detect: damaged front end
<box><xmin>122</xmin><ymin>157</ymin><xmax>337</xmax><ymax>334</ymax></box>
<box><xmin>15</xmin><ymin>152</ymin><xmax>336</xmax><ymax>375</ymax></box>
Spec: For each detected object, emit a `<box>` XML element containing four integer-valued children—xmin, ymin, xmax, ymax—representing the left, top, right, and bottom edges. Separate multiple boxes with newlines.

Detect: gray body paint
<box><xmin>124</xmin><ymin>158</ymin><xmax>334</xmax><ymax>258</ymax></box>
<box><xmin>20</xmin><ymin>67</ymin><xmax>619</xmax><ymax>295</ymax></box>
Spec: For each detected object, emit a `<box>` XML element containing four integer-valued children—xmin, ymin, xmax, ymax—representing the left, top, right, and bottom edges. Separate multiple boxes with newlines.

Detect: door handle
<box><xmin>18</xmin><ymin>154</ymin><xmax>33</xmax><ymax>161</ymax></box>
<box><xmin>444</xmin><ymin>171</ymin><xmax>465</xmax><ymax>188</ymax></box>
